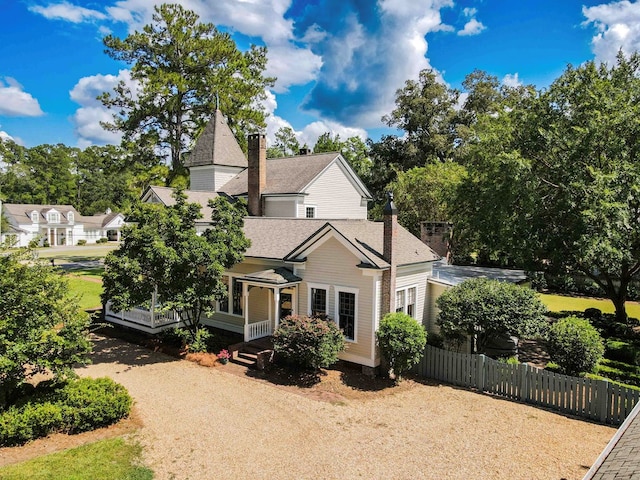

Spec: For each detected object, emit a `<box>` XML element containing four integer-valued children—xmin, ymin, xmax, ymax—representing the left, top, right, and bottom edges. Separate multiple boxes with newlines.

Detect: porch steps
<box><xmin>229</xmin><ymin>339</ymin><xmax>274</xmax><ymax>369</ymax></box>
<box><xmin>232</xmin><ymin>351</ymin><xmax>258</xmax><ymax>367</ymax></box>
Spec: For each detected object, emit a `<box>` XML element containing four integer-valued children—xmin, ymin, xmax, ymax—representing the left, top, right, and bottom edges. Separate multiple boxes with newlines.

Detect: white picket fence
<box><xmin>413</xmin><ymin>345</ymin><xmax>640</xmax><ymax>425</ymax></box>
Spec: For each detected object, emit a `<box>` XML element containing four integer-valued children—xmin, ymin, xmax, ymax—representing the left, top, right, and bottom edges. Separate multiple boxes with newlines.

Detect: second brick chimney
<box><xmin>247</xmin><ymin>133</ymin><xmax>266</xmax><ymax>216</ymax></box>
<box><xmin>381</xmin><ymin>192</ymin><xmax>397</xmax><ymax>315</ymax></box>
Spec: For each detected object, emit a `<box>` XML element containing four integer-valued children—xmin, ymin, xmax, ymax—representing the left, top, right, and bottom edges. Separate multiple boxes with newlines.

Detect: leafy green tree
<box><xmin>458</xmin><ymin>53</ymin><xmax>640</xmax><ymax>320</ymax></box>
<box><xmin>382</xmin><ymin>68</ymin><xmax>459</xmax><ymax>166</ymax></box>
<box><xmin>390</xmin><ymin>162</ymin><xmax>467</xmax><ymax>236</ymax></box>
<box><xmin>376</xmin><ymin>312</ymin><xmax>427</xmax><ymax>381</ymax></box>
<box><xmin>313</xmin><ymin>132</ymin><xmax>342</xmax><ymax>153</ymax></box>
<box><xmin>525</xmin><ymin>53</ymin><xmax>640</xmax><ymax>323</ymax></box>
<box><xmin>436</xmin><ymin>278</ymin><xmax>547</xmax><ymax>353</ymax></box>
<box><xmin>0</xmin><ymin>248</ymin><xmax>91</xmax><ymax>407</ymax></box>
<box><xmin>0</xmin><ymin>144</ymin><xmax>77</xmax><ymax>205</ymax></box>
<box><xmin>269</xmin><ymin>126</ymin><xmax>300</xmax><ymax>158</ymax></box>
<box><xmin>73</xmin><ymin>145</ymin><xmax>140</xmax><ymax>215</ymax></box>
<box><xmin>102</xmin><ymin>191</ymin><xmax>249</xmax><ymax>342</ymax></box>
<box><xmin>100</xmin><ymin>3</ymin><xmax>275</xmax><ymax>180</ymax></box>
<box><xmin>547</xmin><ymin>317</ymin><xmax>604</xmax><ymax>376</ymax></box>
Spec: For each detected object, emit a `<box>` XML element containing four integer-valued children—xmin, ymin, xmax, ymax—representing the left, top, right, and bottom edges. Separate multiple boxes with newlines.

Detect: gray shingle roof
<box><xmin>2</xmin><ymin>203</ymin><xmax>81</xmax><ymax>226</ymax></box>
<box><xmin>145</xmin><ymin>186</ymin><xmax>220</xmax><ymax>220</ymax></box>
<box><xmin>184</xmin><ymin>110</ymin><xmax>247</xmax><ymax>168</ymax></box>
<box><xmin>219</xmin><ymin>153</ymin><xmax>340</xmax><ymax>196</ymax></box>
<box><xmin>243</xmin><ymin>217</ymin><xmax>439</xmax><ymax>268</ymax></box>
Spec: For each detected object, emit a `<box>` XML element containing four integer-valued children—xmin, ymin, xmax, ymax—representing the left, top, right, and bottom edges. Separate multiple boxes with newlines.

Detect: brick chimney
<box><xmin>247</xmin><ymin>133</ymin><xmax>266</xmax><ymax>216</ymax></box>
<box><xmin>381</xmin><ymin>192</ymin><xmax>397</xmax><ymax>316</ymax></box>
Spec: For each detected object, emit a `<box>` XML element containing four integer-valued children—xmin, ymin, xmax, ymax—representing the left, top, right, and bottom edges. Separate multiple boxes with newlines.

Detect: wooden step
<box><xmin>231</xmin><ymin>354</ymin><xmax>256</xmax><ymax>367</ymax></box>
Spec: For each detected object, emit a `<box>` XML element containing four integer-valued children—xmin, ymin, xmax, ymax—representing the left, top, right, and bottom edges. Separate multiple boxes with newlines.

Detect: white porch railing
<box><xmin>105</xmin><ymin>301</ymin><xmax>180</xmax><ymax>329</ymax></box>
<box><xmin>245</xmin><ymin>319</ymin><xmax>272</xmax><ymax>341</ymax></box>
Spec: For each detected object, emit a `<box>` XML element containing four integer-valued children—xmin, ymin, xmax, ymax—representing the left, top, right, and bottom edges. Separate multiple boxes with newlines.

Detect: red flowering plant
<box><xmin>217</xmin><ymin>349</ymin><xmax>231</xmax><ymax>361</ymax></box>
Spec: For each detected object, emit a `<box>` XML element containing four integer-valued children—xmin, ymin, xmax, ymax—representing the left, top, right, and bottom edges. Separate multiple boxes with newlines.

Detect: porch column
<box><xmin>243</xmin><ymin>282</ymin><xmax>249</xmax><ymax>340</ymax></box>
<box><xmin>274</xmin><ymin>288</ymin><xmax>281</xmax><ymax>330</ymax></box>
<box><xmin>292</xmin><ymin>286</ymin><xmax>297</xmax><ymax>315</ymax></box>
<box><xmin>53</xmin><ymin>227</ymin><xmax>57</xmax><ymax>246</ymax></box>
<box><xmin>47</xmin><ymin>227</ymin><xmax>51</xmax><ymax>246</ymax></box>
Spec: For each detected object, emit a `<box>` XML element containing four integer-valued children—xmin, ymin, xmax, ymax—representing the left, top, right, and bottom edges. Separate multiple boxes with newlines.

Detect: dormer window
<box><xmin>48</xmin><ymin>212</ymin><xmax>60</xmax><ymax>223</ymax></box>
<box><xmin>31</xmin><ymin>211</ymin><xmax>39</xmax><ymax>223</ymax></box>
<box><xmin>67</xmin><ymin>212</ymin><xmax>74</xmax><ymax>224</ymax></box>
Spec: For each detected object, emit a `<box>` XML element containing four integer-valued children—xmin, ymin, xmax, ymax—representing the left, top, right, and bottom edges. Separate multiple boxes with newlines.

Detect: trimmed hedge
<box><xmin>273</xmin><ymin>314</ymin><xmax>345</xmax><ymax>370</ymax></box>
<box><xmin>377</xmin><ymin>312</ymin><xmax>427</xmax><ymax>381</ymax></box>
<box><xmin>0</xmin><ymin>377</ymin><xmax>132</xmax><ymax>446</ymax></box>
<box><xmin>547</xmin><ymin>316</ymin><xmax>604</xmax><ymax>376</ymax></box>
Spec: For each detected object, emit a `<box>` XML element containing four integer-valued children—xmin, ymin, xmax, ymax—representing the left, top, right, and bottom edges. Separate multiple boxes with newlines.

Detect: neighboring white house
<box><xmin>0</xmin><ymin>203</ymin><xmax>125</xmax><ymax>247</ymax></box>
<box><xmin>104</xmin><ymin>110</ymin><xmax>441</xmax><ymax>371</ymax></box>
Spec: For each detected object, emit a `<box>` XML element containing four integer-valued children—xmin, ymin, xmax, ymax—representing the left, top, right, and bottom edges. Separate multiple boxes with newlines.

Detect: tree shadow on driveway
<box><xmin>81</xmin><ymin>334</ymin><xmax>178</xmax><ymax>371</ymax></box>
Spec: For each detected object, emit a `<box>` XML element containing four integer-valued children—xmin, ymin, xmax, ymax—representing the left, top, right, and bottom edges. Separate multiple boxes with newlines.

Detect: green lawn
<box><xmin>0</xmin><ymin>437</ymin><xmax>153</xmax><ymax>480</ymax></box>
<box><xmin>66</xmin><ymin>276</ymin><xmax>103</xmax><ymax>310</ymax></box>
<box><xmin>539</xmin><ymin>293</ymin><xmax>640</xmax><ymax>319</ymax></box>
<box><xmin>35</xmin><ymin>244</ymin><xmax>119</xmax><ymax>262</ymax></box>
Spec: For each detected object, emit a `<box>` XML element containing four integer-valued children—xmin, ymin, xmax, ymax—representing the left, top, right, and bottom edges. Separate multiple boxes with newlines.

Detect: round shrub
<box><xmin>273</xmin><ymin>315</ymin><xmax>346</xmax><ymax>370</ymax></box>
<box><xmin>59</xmin><ymin>377</ymin><xmax>132</xmax><ymax>433</ymax></box>
<box><xmin>376</xmin><ymin>312</ymin><xmax>427</xmax><ymax>381</ymax></box>
<box><xmin>547</xmin><ymin>316</ymin><xmax>605</xmax><ymax>376</ymax></box>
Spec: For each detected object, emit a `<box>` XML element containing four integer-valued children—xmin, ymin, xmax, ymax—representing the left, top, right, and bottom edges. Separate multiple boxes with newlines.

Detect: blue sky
<box><xmin>1</xmin><ymin>0</ymin><xmax>639</xmax><ymax>150</ymax></box>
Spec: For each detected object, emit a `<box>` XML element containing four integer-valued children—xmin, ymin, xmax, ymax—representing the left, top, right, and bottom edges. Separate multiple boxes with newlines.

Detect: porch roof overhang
<box><xmin>237</xmin><ymin>267</ymin><xmax>302</xmax><ymax>287</ymax></box>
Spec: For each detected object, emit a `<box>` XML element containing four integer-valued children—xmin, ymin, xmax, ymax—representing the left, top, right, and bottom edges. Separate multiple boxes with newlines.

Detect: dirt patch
<box><xmin>0</xmin><ymin>407</ymin><xmax>143</xmax><ymax>467</ymax></box>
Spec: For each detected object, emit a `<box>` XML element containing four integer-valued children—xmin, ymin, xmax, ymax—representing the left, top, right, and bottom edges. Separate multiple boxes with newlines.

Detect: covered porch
<box><xmin>104</xmin><ymin>300</ymin><xmax>182</xmax><ymax>334</ymax></box>
<box><xmin>239</xmin><ymin>267</ymin><xmax>301</xmax><ymax>342</ymax></box>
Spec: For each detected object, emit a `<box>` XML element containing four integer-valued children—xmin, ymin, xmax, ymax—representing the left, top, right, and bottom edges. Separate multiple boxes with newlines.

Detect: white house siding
<box><xmin>264</xmin><ymin>197</ymin><xmax>297</xmax><ymax>217</ymax></box>
<box><xmin>299</xmin><ymin>162</ymin><xmax>367</xmax><ymax>219</ymax></box>
<box><xmin>298</xmin><ymin>236</ymin><xmax>375</xmax><ymax>366</ymax></box>
<box><xmin>426</xmin><ymin>281</ymin><xmax>448</xmax><ymax>332</ymax></box>
<box><xmin>190</xmin><ymin>165</ymin><xmax>244</xmax><ymax>192</ymax></box>
<box><xmin>189</xmin><ymin>165</ymin><xmax>215</xmax><ymax>191</ymax></box>
<box><xmin>395</xmin><ymin>265</ymin><xmax>431</xmax><ymax>328</ymax></box>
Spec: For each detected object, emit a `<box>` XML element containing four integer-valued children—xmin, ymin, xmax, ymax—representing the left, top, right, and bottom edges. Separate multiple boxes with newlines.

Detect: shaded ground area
<box><xmin>2</xmin><ymin>334</ymin><xmax>614</xmax><ymax>480</ymax></box>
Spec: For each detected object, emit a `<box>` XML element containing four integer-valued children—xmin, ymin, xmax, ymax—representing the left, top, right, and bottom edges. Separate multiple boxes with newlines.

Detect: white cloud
<box><xmin>29</xmin><ymin>1</ymin><xmax>106</xmax><ymax>22</ymax></box>
<box><xmin>583</xmin><ymin>1</ymin><xmax>640</xmax><ymax>65</ymax></box>
<box><xmin>502</xmin><ymin>73</ymin><xmax>522</xmax><ymax>88</ymax></box>
<box><xmin>0</xmin><ymin>78</ymin><xmax>44</xmax><ymax>117</ymax></box>
<box><xmin>302</xmin><ymin>0</ymin><xmax>455</xmax><ymax>127</ymax></box>
<box><xmin>463</xmin><ymin>7</ymin><xmax>477</xmax><ymax>17</ymax></box>
<box><xmin>69</xmin><ymin>69</ymin><xmax>139</xmax><ymax>146</ymax></box>
<box><xmin>0</xmin><ymin>130</ymin><xmax>13</xmax><ymax>142</ymax></box>
<box><xmin>458</xmin><ymin>18</ymin><xmax>486</xmax><ymax>36</ymax></box>
<box><xmin>102</xmin><ymin>0</ymin><xmax>322</xmax><ymax>92</ymax></box>
<box><xmin>263</xmin><ymin>90</ymin><xmax>367</xmax><ymax>149</ymax></box>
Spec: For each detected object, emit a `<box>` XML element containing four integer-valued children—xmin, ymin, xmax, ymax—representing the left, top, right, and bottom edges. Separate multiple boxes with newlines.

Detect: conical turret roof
<box><xmin>185</xmin><ymin>110</ymin><xmax>247</xmax><ymax>168</ymax></box>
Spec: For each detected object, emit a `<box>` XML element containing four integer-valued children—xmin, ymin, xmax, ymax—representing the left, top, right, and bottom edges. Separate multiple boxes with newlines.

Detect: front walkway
<box><xmin>70</xmin><ymin>334</ymin><xmax>615</xmax><ymax>480</ymax></box>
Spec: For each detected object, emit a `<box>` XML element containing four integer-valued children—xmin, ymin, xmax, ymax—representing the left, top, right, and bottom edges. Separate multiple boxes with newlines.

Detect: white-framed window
<box><xmin>31</xmin><ymin>211</ymin><xmax>39</xmax><ymax>223</ymax></box>
<box><xmin>67</xmin><ymin>212</ymin><xmax>74</xmax><ymax>224</ymax></box>
<box><xmin>395</xmin><ymin>289</ymin><xmax>405</xmax><ymax>313</ymax></box>
<box><xmin>47</xmin><ymin>212</ymin><xmax>60</xmax><ymax>223</ymax></box>
<box><xmin>305</xmin><ymin>206</ymin><xmax>316</xmax><ymax>218</ymax></box>
<box><xmin>395</xmin><ymin>286</ymin><xmax>417</xmax><ymax>318</ymax></box>
<box><xmin>335</xmin><ymin>286</ymin><xmax>358</xmax><ymax>342</ymax></box>
<box><xmin>232</xmin><ymin>278</ymin><xmax>243</xmax><ymax>316</ymax></box>
<box><xmin>308</xmin><ymin>283</ymin><xmax>329</xmax><ymax>316</ymax></box>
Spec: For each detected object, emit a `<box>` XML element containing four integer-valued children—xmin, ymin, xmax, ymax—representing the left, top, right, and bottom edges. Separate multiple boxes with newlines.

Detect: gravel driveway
<box><xmin>77</xmin><ymin>335</ymin><xmax>614</xmax><ymax>480</ymax></box>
